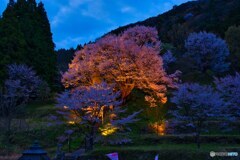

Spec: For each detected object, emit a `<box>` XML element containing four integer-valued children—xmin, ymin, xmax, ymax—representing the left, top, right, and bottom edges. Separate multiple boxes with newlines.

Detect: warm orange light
<box><xmin>92</xmin><ymin>73</ymin><xmax>102</xmax><ymax>84</ymax></box>
<box><xmin>145</xmin><ymin>96</ymin><xmax>157</xmax><ymax>107</ymax></box>
<box><xmin>68</xmin><ymin>121</ymin><xmax>75</xmax><ymax>125</ymax></box>
<box><xmin>161</xmin><ymin>97</ymin><xmax>167</xmax><ymax>104</ymax></box>
<box><xmin>99</xmin><ymin>123</ymin><xmax>118</xmax><ymax>136</ymax></box>
<box><xmin>150</xmin><ymin>122</ymin><xmax>166</xmax><ymax>136</ymax></box>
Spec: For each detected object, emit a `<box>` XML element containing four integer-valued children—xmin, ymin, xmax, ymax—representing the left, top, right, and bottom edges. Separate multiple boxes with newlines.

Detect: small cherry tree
<box><xmin>214</xmin><ymin>73</ymin><xmax>240</xmax><ymax>130</ymax></box>
<box><xmin>0</xmin><ymin>64</ymin><xmax>41</xmax><ymax>145</ymax></box>
<box><xmin>184</xmin><ymin>32</ymin><xmax>230</xmax><ymax>74</ymax></box>
<box><xmin>170</xmin><ymin>83</ymin><xmax>226</xmax><ymax>148</ymax></box>
<box><xmin>56</xmin><ymin>82</ymin><xmax>140</xmax><ymax>150</ymax></box>
<box><xmin>162</xmin><ymin>50</ymin><xmax>176</xmax><ymax>69</ymax></box>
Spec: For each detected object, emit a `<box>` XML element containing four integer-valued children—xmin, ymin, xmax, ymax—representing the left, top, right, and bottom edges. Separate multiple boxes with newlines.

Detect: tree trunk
<box><xmin>89</xmin><ymin>126</ymin><xmax>94</xmax><ymax>150</ymax></box>
<box><xmin>196</xmin><ymin>132</ymin><xmax>200</xmax><ymax>149</ymax></box>
<box><xmin>5</xmin><ymin>117</ymin><xmax>12</xmax><ymax>155</ymax></box>
<box><xmin>85</xmin><ymin>126</ymin><xmax>95</xmax><ymax>151</ymax></box>
<box><xmin>120</xmin><ymin>83</ymin><xmax>134</xmax><ymax>101</ymax></box>
<box><xmin>68</xmin><ymin>135</ymin><xmax>71</xmax><ymax>153</ymax></box>
<box><xmin>196</xmin><ymin>121</ymin><xmax>202</xmax><ymax>149</ymax></box>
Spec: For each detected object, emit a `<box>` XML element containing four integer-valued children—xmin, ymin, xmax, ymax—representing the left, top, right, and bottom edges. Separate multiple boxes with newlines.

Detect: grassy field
<box><xmin>81</xmin><ymin>143</ymin><xmax>240</xmax><ymax>160</ymax></box>
<box><xmin>0</xmin><ymin>99</ymin><xmax>240</xmax><ymax>159</ymax></box>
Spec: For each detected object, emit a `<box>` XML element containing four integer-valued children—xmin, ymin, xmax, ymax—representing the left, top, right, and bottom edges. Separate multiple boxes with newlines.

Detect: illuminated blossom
<box><xmin>56</xmin><ymin>82</ymin><xmax>140</xmax><ymax>150</ymax></box>
<box><xmin>62</xmin><ymin>26</ymin><xmax>180</xmax><ymax>105</ymax></box>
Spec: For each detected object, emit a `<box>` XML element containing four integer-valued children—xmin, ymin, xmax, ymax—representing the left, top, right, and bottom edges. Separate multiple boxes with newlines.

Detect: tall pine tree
<box><xmin>0</xmin><ymin>0</ymin><xmax>27</xmax><ymax>82</ymax></box>
<box><xmin>0</xmin><ymin>0</ymin><xmax>57</xmax><ymax>88</ymax></box>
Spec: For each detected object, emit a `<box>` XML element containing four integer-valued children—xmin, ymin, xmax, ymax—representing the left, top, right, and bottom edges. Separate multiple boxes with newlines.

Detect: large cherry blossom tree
<box><xmin>62</xmin><ymin>26</ymin><xmax>179</xmax><ymax>105</ymax></box>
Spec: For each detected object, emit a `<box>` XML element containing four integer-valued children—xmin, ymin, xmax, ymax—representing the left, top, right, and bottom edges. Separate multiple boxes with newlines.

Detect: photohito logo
<box><xmin>210</xmin><ymin>151</ymin><xmax>216</xmax><ymax>157</ymax></box>
<box><xmin>210</xmin><ymin>151</ymin><xmax>238</xmax><ymax>158</ymax></box>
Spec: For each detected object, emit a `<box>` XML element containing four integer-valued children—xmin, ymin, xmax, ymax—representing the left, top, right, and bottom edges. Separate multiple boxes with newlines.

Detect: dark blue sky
<box><xmin>1</xmin><ymin>0</ymin><xmax>189</xmax><ymax>49</ymax></box>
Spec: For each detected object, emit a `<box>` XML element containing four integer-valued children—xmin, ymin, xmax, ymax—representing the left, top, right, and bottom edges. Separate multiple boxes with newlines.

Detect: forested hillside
<box><xmin>109</xmin><ymin>0</ymin><xmax>240</xmax><ymax>50</ymax></box>
<box><xmin>100</xmin><ymin>0</ymin><xmax>240</xmax><ymax>83</ymax></box>
<box><xmin>57</xmin><ymin>0</ymin><xmax>240</xmax><ymax>84</ymax></box>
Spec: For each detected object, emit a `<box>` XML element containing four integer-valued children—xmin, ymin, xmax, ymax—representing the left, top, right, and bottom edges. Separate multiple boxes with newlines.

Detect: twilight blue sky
<box><xmin>0</xmin><ymin>0</ymin><xmax>189</xmax><ymax>49</ymax></box>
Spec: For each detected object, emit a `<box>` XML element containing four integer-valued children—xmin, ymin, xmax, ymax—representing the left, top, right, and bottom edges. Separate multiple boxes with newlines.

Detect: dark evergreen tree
<box><xmin>225</xmin><ymin>25</ymin><xmax>240</xmax><ymax>72</ymax></box>
<box><xmin>0</xmin><ymin>0</ymin><xmax>57</xmax><ymax>89</ymax></box>
<box><xmin>0</xmin><ymin>0</ymin><xmax>27</xmax><ymax>84</ymax></box>
<box><xmin>7</xmin><ymin>0</ymin><xmax>15</xmax><ymax>7</ymax></box>
<box><xmin>56</xmin><ymin>48</ymin><xmax>75</xmax><ymax>73</ymax></box>
<box><xmin>76</xmin><ymin>44</ymin><xmax>83</xmax><ymax>50</ymax></box>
